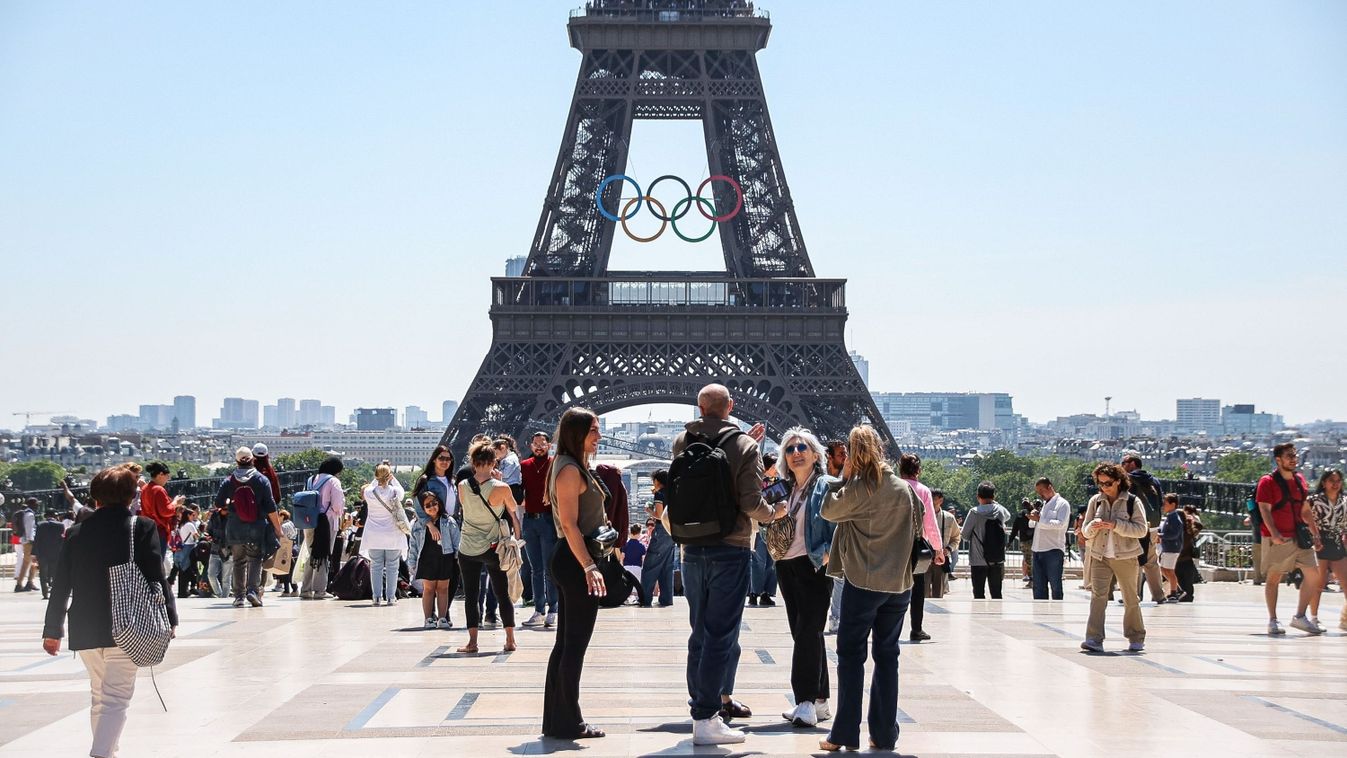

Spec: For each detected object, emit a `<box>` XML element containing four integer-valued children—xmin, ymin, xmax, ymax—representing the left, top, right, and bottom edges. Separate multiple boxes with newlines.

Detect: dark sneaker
<box><xmin>910</xmin><ymin>630</ymin><xmax>931</xmax><ymax>642</ymax></box>
<box><xmin>747</xmin><ymin>595</ymin><xmax>758</xmax><ymax>606</ymax></box>
<box><xmin>246</xmin><ymin>591</ymin><xmax>263</xmax><ymax>607</ymax></box>
<box><xmin>758</xmin><ymin>595</ymin><xmax>776</xmax><ymax>607</ymax></box>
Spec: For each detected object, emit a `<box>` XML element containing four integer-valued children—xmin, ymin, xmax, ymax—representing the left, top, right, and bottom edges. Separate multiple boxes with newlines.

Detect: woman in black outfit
<box><xmin>42</xmin><ymin>465</ymin><xmax>178</xmax><ymax>758</ymax></box>
<box><xmin>542</xmin><ymin>407</ymin><xmax>609</xmax><ymax>740</ymax></box>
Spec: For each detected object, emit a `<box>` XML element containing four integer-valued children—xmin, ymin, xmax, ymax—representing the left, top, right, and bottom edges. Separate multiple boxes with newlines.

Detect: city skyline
<box><xmin>2</xmin><ymin>2</ymin><xmax>1343</xmax><ymax>429</ymax></box>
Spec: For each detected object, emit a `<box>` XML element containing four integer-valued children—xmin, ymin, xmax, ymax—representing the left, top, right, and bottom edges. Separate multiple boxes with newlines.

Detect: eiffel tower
<box><xmin>441</xmin><ymin>1</ymin><xmax>893</xmax><ymax>455</ymax></box>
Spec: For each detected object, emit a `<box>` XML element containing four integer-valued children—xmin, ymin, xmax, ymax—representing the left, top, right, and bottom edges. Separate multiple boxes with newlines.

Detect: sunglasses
<box><xmin>1096</xmin><ymin>478</ymin><xmax>1118</xmax><ymax>488</ymax></box>
<box><xmin>436</xmin><ymin>456</ymin><xmax>453</xmax><ymax>462</ymax></box>
<box><xmin>784</xmin><ymin>443</ymin><xmax>811</xmax><ymax>454</ymax></box>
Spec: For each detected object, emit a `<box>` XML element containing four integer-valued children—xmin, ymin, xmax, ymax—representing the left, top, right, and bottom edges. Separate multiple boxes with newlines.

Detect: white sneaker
<box><xmin>1080</xmin><ymin>638</ymin><xmax>1104</xmax><ymax>653</ymax></box>
<box><xmin>692</xmin><ymin>715</ymin><xmax>746</xmax><ymax>745</ymax></box>
<box><xmin>1267</xmin><ymin>618</ymin><xmax>1286</xmax><ymax>636</ymax></box>
<box><xmin>522</xmin><ymin>612</ymin><xmax>545</xmax><ymax>627</ymax></box>
<box><xmin>1290</xmin><ymin>615</ymin><xmax>1324</xmax><ymax>635</ymax></box>
<box><xmin>815</xmin><ymin>700</ymin><xmax>831</xmax><ymax>721</ymax></box>
<box><xmin>790</xmin><ymin>700</ymin><xmax>818</xmax><ymax>727</ymax></box>
<box><xmin>1310</xmin><ymin>616</ymin><xmax>1327</xmax><ymax>633</ymax></box>
<box><xmin>545</xmin><ymin>612</ymin><xmax>557</xmax><ymax>628</ymax></box>
<box><xmin>425</xmin><ymin>617</ymin><xmax>437</xmax><ymax>630</ymax></box>
<box><xmin>1128</xmin><ymin>641</ymin><xmax>1145</xmax><ymax>653</ymax></box>
<box><xmin>372</xmin><ymin>598</ymin><xmax>382</xmax><ymax>607</ymax></box>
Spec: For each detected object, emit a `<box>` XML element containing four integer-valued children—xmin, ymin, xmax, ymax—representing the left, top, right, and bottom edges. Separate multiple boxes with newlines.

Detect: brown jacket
<box><xmin>823</xmin><ymin>466</ymin><xmax>922</xmax><ymax>594</ymax></box>
<box><xmin>672</xmin><ymin>417</ymin><xmax>775</xmax><ymax>550</ymax></box>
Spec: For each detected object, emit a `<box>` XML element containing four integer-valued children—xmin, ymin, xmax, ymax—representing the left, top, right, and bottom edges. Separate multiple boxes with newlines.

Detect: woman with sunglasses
<box><xmin>772</xmin><ymin>428</ymin><xmax>839</xmax><ymax>728</ymax></box>
<box><xmin>1080</xmin><ymin>462</ymin><xmax>1149</xmax><ymax>653</ymax></box>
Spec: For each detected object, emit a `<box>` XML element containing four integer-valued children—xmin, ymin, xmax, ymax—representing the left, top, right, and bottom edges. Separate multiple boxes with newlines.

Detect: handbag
<box><xmin>109</xmin><ymin>516</ymin><xmax>173</xmax><ymax>668</ymax></box>
<box><xmin>766</xmin><ymin>474</ymin><xmax>812</xmax><ymax>560</ymax></box>
<box><xmin>585</xmin><ymin>524</ymin><xmax>620</xmax><ymax>561</ymax></box>
<box><xmin>265</xmin><ymin>536</ymin><xmax>293</xmax><ymax>574</ymax></box>
<box><xmin>910</xmin><ymin>492</ymin><xmax>934</xmax><ymax>575</ymax></box>
<box><xmin>370</xmin><ymin>486</ymin><xmax>412</xmax><ymax>536</ymax></box>
<box><xmin>594</xmin><ymin>553</ymin><xmax>636</xmax><ymax>609</ymax></box>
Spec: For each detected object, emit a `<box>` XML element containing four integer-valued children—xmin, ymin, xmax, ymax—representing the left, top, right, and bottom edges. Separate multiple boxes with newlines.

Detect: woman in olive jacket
<box><xmin>819</xmin><ymin>425</ymin><xmax>921</xmax><ymax>753</ymax></box>
<box><xmin>42</xmin><ymin>464</ymin><xmax>178</xmax><ymax>758</ymax></box>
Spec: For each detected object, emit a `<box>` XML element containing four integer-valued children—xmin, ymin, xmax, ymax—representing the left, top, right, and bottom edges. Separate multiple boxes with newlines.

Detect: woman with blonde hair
<box><xmin>360</xmin><ymin>464</ymin><xmax>409</xmax><ymax>607</ymax></box>
<box><xmin>819</xmin><ymin>425</ymin><xmax>921</xmax><ymax>753</ymax></box>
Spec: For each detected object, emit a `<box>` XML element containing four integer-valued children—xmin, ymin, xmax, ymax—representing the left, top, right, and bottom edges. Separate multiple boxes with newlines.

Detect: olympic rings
<box><xmin>595</xmin><ymin>173</ymin><xmax>743</xmax><ymax>243</ymax></box>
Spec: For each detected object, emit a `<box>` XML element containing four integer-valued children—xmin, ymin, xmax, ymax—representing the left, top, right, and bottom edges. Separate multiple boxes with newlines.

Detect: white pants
<box><xmin>79</xmin><ymin>647</ymin><xmax>138</xmax><ymax>758</ymax></box>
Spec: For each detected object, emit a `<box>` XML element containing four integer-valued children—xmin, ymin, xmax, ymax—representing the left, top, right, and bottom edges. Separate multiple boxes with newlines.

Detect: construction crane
<box><xmin>11</xmin><ymin>411</ymin><xmax>72</xmax><ymax>428</ymax></box>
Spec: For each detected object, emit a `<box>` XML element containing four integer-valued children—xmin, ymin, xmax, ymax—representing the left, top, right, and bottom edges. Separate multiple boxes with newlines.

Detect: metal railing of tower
<box><xmin>570</xmin><ymin>2</ymin><xmax>769</xmax><ymax>22</ymax></box>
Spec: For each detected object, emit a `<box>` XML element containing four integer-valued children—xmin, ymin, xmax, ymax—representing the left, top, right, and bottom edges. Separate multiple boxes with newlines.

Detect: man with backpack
<box><xmin>961</xmin><ymin>482</ymin><xmax>1011</xmax><ymax>599</ymax></box>
<box><xmin>214</xmin><ymin>447</ymin><xmax>285</xmax><ymax>608</ymax></box>
<box><xmin>1122</xmin><ymin>454</ymin><xmax>1166</xmax><ymax>604</ymax></box>
<box><xmin>667</xmin><ymin>384</ymin><xmax>786</xmax><ymax>745</ymax></box>
<box><xmin>1255</xmin><ymin>443</ymin><xmax>1323</xmax><ymax>635</ymax></box>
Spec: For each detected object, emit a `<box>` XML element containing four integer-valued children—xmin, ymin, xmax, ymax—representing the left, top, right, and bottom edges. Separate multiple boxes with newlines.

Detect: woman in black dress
<box><xmin>415</xmin><ymin>491</ymin><xmax>458</xmax><ymax>629</ymax></box>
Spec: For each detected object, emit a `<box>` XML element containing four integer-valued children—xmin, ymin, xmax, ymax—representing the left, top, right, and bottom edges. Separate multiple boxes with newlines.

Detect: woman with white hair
<box><xmin>770</xmin><ymin>427</ymin><xmax>840</xmax><ymax>728</ymax></box>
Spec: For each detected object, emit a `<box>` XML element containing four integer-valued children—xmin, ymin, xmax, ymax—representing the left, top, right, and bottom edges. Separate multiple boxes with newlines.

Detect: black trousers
<box><xmin>971</xmin><ymin>564</ymin><xmax>1004</xmax><ymax>599</ymax></box>
<box><xmin>543</xmin><ymin>545</ymin><xmax>600</xmax><ymax>737</ymax></box>
<box><xmin>1176</xmin><ymin>558</ymin><xmax>1198</xmax><ymax>600</ymax></box>
<box><xmin>775</xmin><ymin>555</ymin><xmax>832</xmax><ymax>703</ymax></box>
<box><xmin>909</xmin><ymin>568</ymin><xmax>926</xmax><ymax>633</ymax></box>
<box><xmin>38</xmin><ymin>560</ymin><xmax>54</xmax><ymax>597</ymax></box>
<box><xmin>457</xmin><ymin>550</ymin><xmax>514</xmax><ymax>628</ymax></box>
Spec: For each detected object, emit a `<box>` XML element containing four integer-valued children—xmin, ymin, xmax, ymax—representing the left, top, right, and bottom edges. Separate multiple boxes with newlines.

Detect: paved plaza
<box><xmin>2</xmin><ymin>579</ymin><xmax>1345</xmax><ymax>757</ymax></box>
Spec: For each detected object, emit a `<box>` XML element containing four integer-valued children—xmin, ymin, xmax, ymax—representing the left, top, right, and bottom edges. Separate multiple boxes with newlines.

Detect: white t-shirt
<box><xmin>783</xmin><ymin>483</ymin><xmax>810</xmax><ymax>560</ymax></box>
<box><xmin>178</xmin><ymin>521</ymin><xmax>199</xmax><ymax>545</ymax></box>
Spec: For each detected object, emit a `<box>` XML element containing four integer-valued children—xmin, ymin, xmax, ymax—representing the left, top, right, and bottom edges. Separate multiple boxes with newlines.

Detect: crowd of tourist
<box><xmin>10</xmin><ymin>385</ymin><xmax>1345</xmax><ymax>756</ymax></box>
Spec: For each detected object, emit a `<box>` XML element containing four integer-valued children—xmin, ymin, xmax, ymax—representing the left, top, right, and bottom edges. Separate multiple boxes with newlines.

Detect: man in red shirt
<box><xmin>1255</xmin><ymin>443</ymin><xmax>1323</xmax><ymax>635</ymax></box>
<box><xmin>142</xmin><ymin>461</ymin><xmax>185</xmax><ymax>549</ymax></box>
<box><xmin>519</xmin><ymin>432</ymin><xmax>557</xmax><ymax>628</ymax></box>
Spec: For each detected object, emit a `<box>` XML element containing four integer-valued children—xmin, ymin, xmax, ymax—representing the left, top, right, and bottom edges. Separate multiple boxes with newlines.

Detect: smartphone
<box><xmin>763</xmin><ymin>479</ymin><xmax>791</xmax><ymax>505</ymax></box>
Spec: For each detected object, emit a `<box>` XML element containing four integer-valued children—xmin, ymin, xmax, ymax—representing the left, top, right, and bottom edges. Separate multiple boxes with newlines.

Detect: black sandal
<box><xmin>576</xmin><ymin>724</ymin><xmax>605</xmax><ymax>739</ymax></box>
<box><xmin>719</xmin><ymin>699</ymin><xmax>752</xmax><ymax>720</ymax></box>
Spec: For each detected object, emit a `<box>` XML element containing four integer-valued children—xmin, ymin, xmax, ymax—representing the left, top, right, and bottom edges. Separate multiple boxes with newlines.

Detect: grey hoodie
<box><xmin>962</xmin><ymin>501</ymin><xmax>1011</xmax><ymax>567</ymax></box>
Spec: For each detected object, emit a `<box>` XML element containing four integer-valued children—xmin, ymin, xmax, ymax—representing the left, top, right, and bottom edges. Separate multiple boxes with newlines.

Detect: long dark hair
<box><xmin>417</xmin><ymin>445</ymin><xmax>454</xmax><ymax>495</ymax></box>
<box><xmin>554</xmin><ymin>407</ymin><xmax>598</xmax><ymax>468</ymax></box>
<box><xmin>1316</xmin><ymin>468</ymin><xmax>1343</xmax><ymax>494</ymax></box>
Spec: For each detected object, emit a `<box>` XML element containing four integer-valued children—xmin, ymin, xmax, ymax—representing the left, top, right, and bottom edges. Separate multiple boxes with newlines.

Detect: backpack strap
<box><xmin>1269</xmin><ymin>471</ymin><xmax>1306</xmax><ymax>510</ymax></box>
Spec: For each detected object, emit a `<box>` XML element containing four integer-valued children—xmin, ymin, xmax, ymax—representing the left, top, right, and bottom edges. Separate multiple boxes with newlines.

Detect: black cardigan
<box><xmin>43</xmin><ymin>505</ymin><xmax>179</xmax><ymax>650</ymax></box>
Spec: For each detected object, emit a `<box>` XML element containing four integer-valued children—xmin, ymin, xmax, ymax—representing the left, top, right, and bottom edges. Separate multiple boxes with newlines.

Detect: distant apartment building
<box><xmin>247</xmin><ymin>430</ymin><xmax>444</xmax><ymax>467</ymax></box>
<box><xmin>849</xmin><ymin>350</ymin><xmax>869</xmax><ymax>389</ymax></box>
<box><xmin>1176</xmin><ymin>398</ymin><xmax>1221</xmax><ymax>434</ymax></box>
<box><xmin>277</xmin><ymin>398</ymin><xmax>297</xmax><ymax>428</ymax></box>
<box><xmin>299</xmin><ymin>399</ymin><xmax>322</xmax><ymax>426</ymax></box>
<box><xmin>1222</xmin><ymin>404</ymin><xmax>1281</xmax><ymax>436</ymax></box>
<box><xmin>214</xmin><ymin>398</ymin><xmax>260</xmax><ymax>430</ymax></box>
<box><xmin>138</xmin><ymin>404</ymin><xmax>174</xmax><ymax>431</ymax></box>
<box><xmin>505</xmin><ymin>255</ymin><xmax>527</xmax><ymax>277</ymax></box>
<box><xmin>320</xmin><ymin>405</ymin><xmax>336</xmax><ymax>427</ymax></box>
<box><xmin>355</xmin><ymin>408</ymin><xmax>396</xmax><ymax>431</ymax></box>
<box><xmin>442</xmin><ymin>400</ymin><xmax>459</xmax><ymax>425</ymax></box>
<box><xmin>172</xmin><ymin>395</ymin><xmax>196</xmax><ymax>431</ymax></box>
<box><xmin>404</xmin><ymin>405</ymin><xmax>431</xmax><ymax>429</ymax></box>
<box><xmin>871</xmin><ymin>392</ymin><xmax>1014</xmax><ymax>434</ymax></box>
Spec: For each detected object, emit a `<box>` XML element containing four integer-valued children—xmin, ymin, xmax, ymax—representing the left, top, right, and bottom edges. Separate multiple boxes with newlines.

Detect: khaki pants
<box><xmin>1140</xmin><ymin>554</ymin><xmax>1165</xmax><ymax>601</ymax></box>
<box><xmin>15</xmin><ymin>542</ymin><xmax>35</xmax><ymax>586</ymax></box>
<box><xmin>1252</xmin><ymin>542</ymin><xmax>1267</xmax><ymax>582</ymax></box>
<box><xmin>79</xmin><ymin>646</ymin><xmax>138</xmax><ymax>758</ymax></box>
<box><xmin>1087</xmin><ymin>557</ymin><xmax>1146</xmax><ymax>644</ymax></box>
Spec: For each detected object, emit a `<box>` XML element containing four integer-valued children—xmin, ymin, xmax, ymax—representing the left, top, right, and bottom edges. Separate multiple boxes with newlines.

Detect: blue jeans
<box><xmin>682</xmin><ymin>544</ymin><xmax>750</xmax><ymax>720</ymax></box>
<box><xmin>1032</xmin><ymin>549</ymin><xmax>1065</xmax><ymax>600</ymax></box>
<box><xmin>523</xmin><ymin>515</ymin><xmax>559</xmax><ymax>614</ymax></box>
<box><xmin>369</xmin><ymin>549</ymin><xmax>400</xmax><ymax>602</ymax></box>
<box><xmin>750</xmin><ymin>536</ymin><xmax>778</xmax><ymax>596</ymax></box>
<box><xmin>829</xmin><ymin>581</ymin><xmax>910</xmax><ymax>750</ymax></box>
<box><xmin>641</xmin><ymin>526</ymin><xmax>676</xmax><ymax>606</ymax></box>
<box><xmin>830</xmin><ymin>577</ymin><xmax>844</xmax><ymax>624</ymax></box>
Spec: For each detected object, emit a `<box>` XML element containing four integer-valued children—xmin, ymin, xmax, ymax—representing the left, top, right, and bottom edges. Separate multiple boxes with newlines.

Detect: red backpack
<box><xmin>231</xmin><ymin>478</ymin><xmax>260</xmax><ymax>523</ymax></box>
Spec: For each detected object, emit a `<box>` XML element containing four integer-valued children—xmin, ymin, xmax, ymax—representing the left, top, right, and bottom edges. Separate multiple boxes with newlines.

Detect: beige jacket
<box><xmin>672</xmin><ymin>418</ymin><xmax>775</xmax><ymax>550</ymax></box>
<box><xmin>822</xmin><ymin>466</ymin><xmax>922</xmax><ymax>594</ymax></box>
<box><xmin>1081</xmin><ymin>492</ymin><xmax>1149</xmax><ymax>561</ymax></box>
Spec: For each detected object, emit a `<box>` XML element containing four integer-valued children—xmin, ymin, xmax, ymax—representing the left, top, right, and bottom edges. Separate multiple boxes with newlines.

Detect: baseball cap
<box><xmin>235</xmin><ymin>446</ymin><xmax>254</xmax><ymax>464</ymax></box>
<box><xmin>251</xmin><ymin>443</ymin><xmax>269</xmax><ymax>457</ymax></box>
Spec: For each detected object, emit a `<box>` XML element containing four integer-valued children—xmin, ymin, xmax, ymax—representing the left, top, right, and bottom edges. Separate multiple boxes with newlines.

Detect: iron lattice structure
<box><xmin>443</xmin><ymin>1</ymin><xmax>892</xmax><ymax>455</ymax></box>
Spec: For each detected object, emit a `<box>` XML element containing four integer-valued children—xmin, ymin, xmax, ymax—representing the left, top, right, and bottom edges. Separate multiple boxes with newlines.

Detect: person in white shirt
<box><xmin>1029</xmin><ymin>477</ymin><xmax>1071</xmax><ymax>600</ymax></box>
<box><xmin>360</xmin><ymin>465</ymin><xmax>409</xmax><ymax>606</ymax></box>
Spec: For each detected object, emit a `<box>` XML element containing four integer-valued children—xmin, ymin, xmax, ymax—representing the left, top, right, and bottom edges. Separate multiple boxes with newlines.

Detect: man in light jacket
<box><xmin>1081</xmin><ymin>462</ymin><xmax>1149</xmax><ymax>653</ymax></box>
<box><xmin>961</xmin><ymin>482</ymin><xmax>1011</xmax><ymax>599</ymax></box>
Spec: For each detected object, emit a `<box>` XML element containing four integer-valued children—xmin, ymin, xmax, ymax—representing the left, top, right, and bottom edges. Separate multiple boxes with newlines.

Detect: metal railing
<box><xmin>572</xmin><ymin>2</ymin><xmax>768</xmax><ymax>22</ymax></box>
<box><xmin>5</xmin><ymin>469</ymin><xmax>319</xmax><ymax>515</ymax></box>
<box><xmin>492</xmin><ymin>276</ymin><xmax>846</xmax><ymax>310</ymax></box>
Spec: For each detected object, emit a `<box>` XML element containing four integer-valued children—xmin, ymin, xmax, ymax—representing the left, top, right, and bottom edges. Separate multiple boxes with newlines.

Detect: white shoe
<box><xmin>692</xmin><ymin>715</ymin><xmax>746</xmax><ymax>745</ymax></box>
<box><xmin>1080</xmin><ymin>638</ymin><xmax>1104</xmax><ymax>653</ymax></box>
<box><xmin>425</xmin><ymin>617</ymin><xmax>437</xmax><ymax>630</ymax></box>
<box><xmin>389</xmin><ymin>597</ymin><xmax>398</xmax><ymax>606</ymax></box>
<box><xmin>372</xmin><ymin>598</ymin><xmax>382</xmax><ymax>607</ymax></box>
<box><xmin>1290</xmin><ymin>615</ymin><xmax>1323</xmax><ymax>635</ymax></box>
<box><xmin>1310</xmin><ymin>616</ymin><xmax>1327</xmax><ymax>633</ymax></box>
<box><xmin>1267</xmin><ymin>619</ymin><xmax>1286</xmax><ymax>636</ymax></box>
<box><xmin>522</xmin><ymin>612</ymin><xmax>545</xmax><ymax>627</ymax></box>
<box><xmin>790</xmin><ymin>700</ymin><xmax>818</xmax><ymax>727</ymax></box>
<box><xmin>545</xmin><ymin>612</ymin><xmax>557</xmax><ymax>628</ymax></box>
<box><xmin>815</xmin><ymin>699</ymin><xmax>831</xmax><ymax>721</ymax></box>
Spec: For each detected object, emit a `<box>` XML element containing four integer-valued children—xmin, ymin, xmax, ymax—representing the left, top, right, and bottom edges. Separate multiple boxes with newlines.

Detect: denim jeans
<box><xmin>641</xmin><ymin>526</ymin><xmax>676</xmax><ymax>607</ymax></box>
<box><xmin>750</xmin><ymin>536</ymin><xmax>778</xmax><ymax>596</ymax></box>
<box><xmin>1032</xmin><ymin>549</ymin><xmax>1065</xmax><ymax>600</ymax></box>
<box><xmin>207</xmin><ymin>553</ymin><xmax>231</xmax><ymax>598</ymax></box>
<box><xmin>682</xmin><ymin>544</ymin><xmax>750</xmax><ymax>720</ymax></box>
<box><xmin>523</xmin><ymin>514</ymin><xmax>559</xmax><ymax>614</ymax></box>
<box><xmin>230</xmin><ymin>543</ymin><xmax>262</xmax><ymax>598</ymax></box>
<box><xmin>828</xmin><ymin>581</ymin><xmax>910</xmax><ymax>750</ymax></box>
<box><xmin>830</xmin><ymin>577</ymin><xmax>844</xmax><ymax>624</ymax></box>
<box><xmin>369</xmin><ymin>548</ymin><xmax>400</xmax><ymax>602</ymax></box>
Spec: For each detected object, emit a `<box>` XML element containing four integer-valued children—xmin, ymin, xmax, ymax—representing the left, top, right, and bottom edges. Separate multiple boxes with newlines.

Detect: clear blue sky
<box><xmin>1</xmin><ymin>1</ymin><xmax>1344</xmax><ymax>429</ymax></box>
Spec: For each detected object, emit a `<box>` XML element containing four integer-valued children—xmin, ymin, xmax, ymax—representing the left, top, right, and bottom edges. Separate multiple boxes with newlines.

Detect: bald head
<box><xmin>697</xmin><ymin>383</ymin><xmax>733</xmax><ymax>420</ymax></box>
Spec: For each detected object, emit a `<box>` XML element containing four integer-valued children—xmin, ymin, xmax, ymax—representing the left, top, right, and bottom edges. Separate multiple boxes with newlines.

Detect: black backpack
<box><xmin>666</xmin><ymin>428</ymin><xmax>744</xmax><ymax>545</ymax></box>
<box><xmin>1126</xmin><ymin>495</ymin><xmax>1152</xmax><ymax>566</ymax></box>
<box><xmin>980</xmin><ymin>514</ymin><xmax>1006</xmax><ymax>564</ymax></box>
